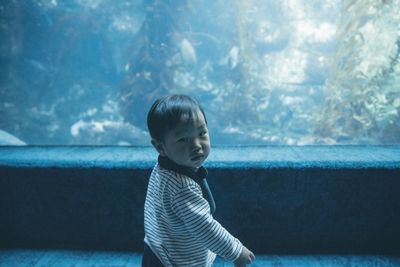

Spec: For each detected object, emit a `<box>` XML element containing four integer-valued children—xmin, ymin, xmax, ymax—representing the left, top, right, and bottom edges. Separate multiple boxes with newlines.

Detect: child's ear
<box><xmin>151</xmin><ymin>139</ymin><xmax>167</xmax><ymax>156</ymax></box>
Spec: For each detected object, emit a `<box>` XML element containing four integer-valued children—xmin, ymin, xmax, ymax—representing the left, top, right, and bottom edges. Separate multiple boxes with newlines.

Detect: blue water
<box><xmin>1</xmin><ymin>0</ymin><xmax>398</xmax><ymax>145</ymax></box>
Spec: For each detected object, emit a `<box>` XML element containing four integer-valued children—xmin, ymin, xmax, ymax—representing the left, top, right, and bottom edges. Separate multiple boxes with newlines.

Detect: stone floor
<box><xmin>1</xmin><ymin>250</ymin><xmax>400</xmax><ymax>267</ymax></box>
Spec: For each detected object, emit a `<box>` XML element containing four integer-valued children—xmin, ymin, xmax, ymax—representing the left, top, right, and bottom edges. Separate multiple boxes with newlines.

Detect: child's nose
<box><xmin>192</xmin><ymin>138</ymin><xmax>202</xmax><ymax>150</ymax></box>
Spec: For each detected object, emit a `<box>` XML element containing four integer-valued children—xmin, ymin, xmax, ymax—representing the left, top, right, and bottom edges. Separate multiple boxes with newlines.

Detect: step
<box><xmin>1</xmin><ymin>250</ymin><xmax>399</xmax><ymax>267</ymax></box>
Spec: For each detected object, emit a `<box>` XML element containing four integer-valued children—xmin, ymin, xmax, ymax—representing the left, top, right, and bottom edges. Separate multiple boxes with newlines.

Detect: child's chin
<box><xmin>192</xmin><ymin>163</ymin><xmax>202</xmax><ymax>168</ymax></box>
<box><xmin>190</xmin><ymin>159</ymin><xmax>205</xmax><ymax>168</ymax></box>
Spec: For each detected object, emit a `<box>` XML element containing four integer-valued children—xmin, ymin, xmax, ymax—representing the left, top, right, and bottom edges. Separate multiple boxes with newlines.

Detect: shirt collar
<box><xmin>158</xmin><ymin>155</ymin><xmax>208</xmax><ymax>181</ymax></box>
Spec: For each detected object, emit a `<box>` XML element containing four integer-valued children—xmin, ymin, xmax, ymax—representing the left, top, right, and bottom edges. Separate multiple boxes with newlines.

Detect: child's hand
<box><xmin>234</xmin><ymin>246</ymin><xmax>255</xmax><ymax>267</ymax></box>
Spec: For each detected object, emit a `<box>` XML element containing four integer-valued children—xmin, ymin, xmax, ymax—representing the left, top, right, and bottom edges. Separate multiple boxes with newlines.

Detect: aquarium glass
<box><xmin>1</xmin><ymin>0</ymin><xmax>399</xmax><ymax>145</ymax></box>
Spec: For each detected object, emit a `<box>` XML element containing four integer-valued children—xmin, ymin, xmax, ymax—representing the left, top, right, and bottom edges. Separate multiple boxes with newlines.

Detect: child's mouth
<box><xmin>191</xmin><ymin>154</ymin><xmax>204</xmax><ymax>162</ymax></box>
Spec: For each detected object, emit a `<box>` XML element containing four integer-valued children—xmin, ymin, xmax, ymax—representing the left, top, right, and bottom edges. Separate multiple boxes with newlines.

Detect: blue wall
<box><xmin>0</xmin><ymin>146</ymin><xmax>400</xmax><ymax>254</ymax></box>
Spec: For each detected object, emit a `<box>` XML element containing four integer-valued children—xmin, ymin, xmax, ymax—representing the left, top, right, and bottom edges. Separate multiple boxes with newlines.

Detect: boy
<box><xmin>143</xmin><ymin>94</ymin><xmax>255</xmax><ymax>266</ymax></box>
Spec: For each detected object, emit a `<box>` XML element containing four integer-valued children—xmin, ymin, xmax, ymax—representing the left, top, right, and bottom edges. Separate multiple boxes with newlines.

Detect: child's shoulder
<box><xmin>156</xmin><ymin>164</ymin><xmax>200</xmax><ymax>190</ymax></box>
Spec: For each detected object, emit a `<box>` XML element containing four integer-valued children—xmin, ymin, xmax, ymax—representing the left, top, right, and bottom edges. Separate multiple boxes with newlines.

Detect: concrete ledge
<box><xmin>0</xmin><ymin>146</ymin><xmax>399</xmax><ymax>255</ymax></box>
<box><xmin>1</xmin><ymin>146</ymin><xmax>399</xmax><ymax>169</ymax></box>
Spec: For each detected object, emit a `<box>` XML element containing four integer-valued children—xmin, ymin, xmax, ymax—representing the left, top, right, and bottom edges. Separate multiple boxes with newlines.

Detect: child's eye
<box><xmin>199</xmin><ymin>131</ymin><xmax>207</xmax><ymax>137</ymax></box>
<box><xmin>178</xmin><ymin>137</ymin><xmax>189</xmax><ymax>143</ymax></box>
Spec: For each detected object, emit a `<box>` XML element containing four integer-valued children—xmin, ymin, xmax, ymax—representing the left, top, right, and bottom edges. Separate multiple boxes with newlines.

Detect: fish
<box><xmin>179</xmin><ymin>38</ymin><xmax>197</xmax><ymax>67</ymax></box>
<box><xmin>227</xmin><ymin>46</ymin><xmax>240</xmax><ymax>69</ymax></box>
<box><xmin>25</xmin><ymin>59</ymin><xmax>46</xmax><ymax>72</ymax></box>
<box><xmin>220</xmin><ymin>46</ymin><xmax>240</xmax><ymax>69</ymax></box>
<box><xmin>0</xmin><ymin>130</ymin><xmax>26</xmax><ymax>145</ymax></box>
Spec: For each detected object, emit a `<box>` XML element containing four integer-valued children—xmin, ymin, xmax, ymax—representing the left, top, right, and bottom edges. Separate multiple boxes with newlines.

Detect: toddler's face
<box><xmin>158</xmin><ymin>110</ymin><xmax>210</xmax><ymax>168</ymax></box>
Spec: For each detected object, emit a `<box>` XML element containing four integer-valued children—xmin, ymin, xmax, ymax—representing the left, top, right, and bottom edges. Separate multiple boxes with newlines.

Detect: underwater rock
<box><xmin>70</xmin><ymin>119</ymin><xmax>148</xmax><ymax>145</ymax></box>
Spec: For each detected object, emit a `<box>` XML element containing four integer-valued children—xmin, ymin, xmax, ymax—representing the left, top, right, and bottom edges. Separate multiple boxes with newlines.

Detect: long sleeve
<box><xmin>172</xmin><ymin>184</ymin><xmax>243</xmax><ymax>262</ymax></box>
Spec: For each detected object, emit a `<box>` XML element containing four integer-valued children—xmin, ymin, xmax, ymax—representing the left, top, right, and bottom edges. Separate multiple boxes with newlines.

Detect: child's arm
<box><xmin>172</xmin><ymin>184</ymin><xmax>252</xmax><ymax>263</ymax></box>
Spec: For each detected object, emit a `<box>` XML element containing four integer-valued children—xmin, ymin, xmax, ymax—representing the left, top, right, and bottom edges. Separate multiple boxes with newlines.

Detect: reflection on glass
<box><xmin>0</xmin><ymin>0</ymin><xmax>399</xmax><ymax>145</ymax></box>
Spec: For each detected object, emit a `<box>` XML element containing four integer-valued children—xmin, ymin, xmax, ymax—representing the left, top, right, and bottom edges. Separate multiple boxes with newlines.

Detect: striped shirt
<box><xmin>144</xmin><ymin>156</ymin><xmax>243</xmax><ymax>266</ymax></box>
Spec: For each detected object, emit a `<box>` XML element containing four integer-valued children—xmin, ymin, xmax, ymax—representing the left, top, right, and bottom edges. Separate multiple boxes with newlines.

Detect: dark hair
<box><xmin>147</xmin><ymin>94</ymin><xmax>207</xmax><ymax>141</ymax></box>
